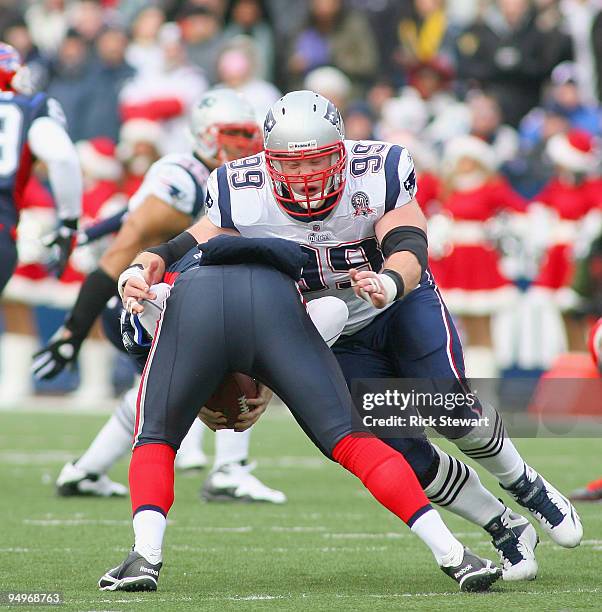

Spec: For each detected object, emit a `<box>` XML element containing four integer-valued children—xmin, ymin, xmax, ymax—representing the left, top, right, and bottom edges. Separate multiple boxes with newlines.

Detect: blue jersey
<box><xmin>0</xmin><ymin>91</ymin><xmax>65</xmax><ymax>225</ymax></box>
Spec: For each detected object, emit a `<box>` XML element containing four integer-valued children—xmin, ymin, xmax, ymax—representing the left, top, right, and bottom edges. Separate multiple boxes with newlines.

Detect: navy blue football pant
<box><xmin>0</xmin><ymin>218</ymin><xmax>17</xmax><ymax>295</ymax></box>
<box><xmin>332</xmin><ymin>274</ymin><xmax>479</xmax><ymax>479</ymax></box>
<box><xmin>133</xmin><ymin>265</ymin><xmax>361</xmax><ymax>457</ymax></box>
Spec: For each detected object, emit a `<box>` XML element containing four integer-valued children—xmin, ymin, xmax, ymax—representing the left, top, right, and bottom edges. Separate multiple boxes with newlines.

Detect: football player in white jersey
<box><xmin>32</xmin><ymin>88</ymin><xmax>284</xmax><ymax>504</ymax></box>
<box><xmin>124</xmin><ymin>91</ymin><xmax>583</xmax><ymax>580</ymax></box>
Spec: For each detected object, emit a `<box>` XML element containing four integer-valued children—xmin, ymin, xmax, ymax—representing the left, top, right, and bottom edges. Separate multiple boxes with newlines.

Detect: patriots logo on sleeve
<box><xmin>205</xmin><ymin>191</ymin><xmax>214</xmax><ymax>208</ymax></box>
<box><xmin>168</xmin><ymin>183</ymin><xmax>184</xmax><ymax>200</ymax></box>
<box><xmin>403</xmin><ymin>169</ymin><xmax>416</xmax><ymax>198</ymax></box>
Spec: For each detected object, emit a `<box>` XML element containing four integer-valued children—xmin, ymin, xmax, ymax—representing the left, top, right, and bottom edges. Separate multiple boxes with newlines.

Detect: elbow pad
<box><xmin>380</xmin><ymin>226</ymin><xmax>428</xmax><ymax>275</ymax></box>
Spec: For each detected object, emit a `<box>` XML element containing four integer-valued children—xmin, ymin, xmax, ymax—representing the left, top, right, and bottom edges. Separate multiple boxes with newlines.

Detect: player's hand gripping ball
<box><xmin>202</xmin><ymin>373</ymin><xmax>259</xmax><ymax>430</ymax></box>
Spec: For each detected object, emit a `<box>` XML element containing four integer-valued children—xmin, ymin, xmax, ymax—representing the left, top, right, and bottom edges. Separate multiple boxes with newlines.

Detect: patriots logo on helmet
<box><xmin>263</xmin><ymin>109</ymin><xmax>276</xmax><ymax>140</ymax></box>
<box><xmin>324</xmin><ymin>101</ymin><xmax>344</xmax><ymax>137</ymax></box>
<box><xmin>403</xmin><ymin>169</ymin><xmax>416</xmax><ymax>198</ymax></box>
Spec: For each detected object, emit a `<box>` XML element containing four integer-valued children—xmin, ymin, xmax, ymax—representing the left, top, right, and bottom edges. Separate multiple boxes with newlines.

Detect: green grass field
<box><xmin>0</xmin><ymin>406</ymin><xmax>600</xmax><ymax>611</ymax></box>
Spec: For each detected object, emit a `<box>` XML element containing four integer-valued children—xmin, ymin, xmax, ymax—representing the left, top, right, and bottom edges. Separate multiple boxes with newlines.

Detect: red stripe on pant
<box><xmin>130</xmin><ymin>443</ymin><xmax>176</xmax><ymax>517</ymax></box>
<box><xmin>332</xmin><ymin>434</ymin><xmax>431</xmax><ymax>527</ymax></box>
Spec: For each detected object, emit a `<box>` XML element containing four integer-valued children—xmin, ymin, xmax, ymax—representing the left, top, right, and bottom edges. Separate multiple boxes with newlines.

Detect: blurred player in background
<box><xmin>0</xmin><ymin>42</ymin><xmax>81</xmax><ymax>291</ymax></box>
<box><xmin>32</xmin><ymin>88</ymin><xmax>284</xmax><ymax>503</ymax></box>
<box><xmin>0</xmin><ymin>42</ymin><xmax>82</xmax><ymax>403</ymax></box>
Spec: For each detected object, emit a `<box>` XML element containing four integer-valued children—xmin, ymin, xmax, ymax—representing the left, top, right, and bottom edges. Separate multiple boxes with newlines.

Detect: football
<box><xmin>204</xmin><ymin>372</ymin><xmax>258</xmax><ymax>429</ymax></box>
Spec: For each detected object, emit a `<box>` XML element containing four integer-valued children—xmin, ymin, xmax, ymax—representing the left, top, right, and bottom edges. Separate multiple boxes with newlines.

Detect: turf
<box><xmin>0</xmin><ymin>406</ymin><xmax>600</xmax><ymax>611</ymax></box>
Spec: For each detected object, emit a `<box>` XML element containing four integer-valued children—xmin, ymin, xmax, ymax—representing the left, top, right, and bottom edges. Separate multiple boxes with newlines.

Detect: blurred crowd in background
<box><xmin>1</xmin><ymin>0</ymin><xmax>602</xmax><ymax>406</ymax></box>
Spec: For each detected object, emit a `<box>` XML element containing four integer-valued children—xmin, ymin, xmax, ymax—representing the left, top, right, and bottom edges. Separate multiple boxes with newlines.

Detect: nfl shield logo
<box><xmin>351</xmin><ymin>191</ymin><xmax>375</xmax><ymax>217</ymax></box>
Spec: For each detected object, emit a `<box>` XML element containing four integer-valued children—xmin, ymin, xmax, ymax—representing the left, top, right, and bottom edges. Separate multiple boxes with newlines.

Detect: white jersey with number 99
<box><xmin>205</xmin><ymin>139</ymin><xmax>418</xmax><ymax>335</ymax></box>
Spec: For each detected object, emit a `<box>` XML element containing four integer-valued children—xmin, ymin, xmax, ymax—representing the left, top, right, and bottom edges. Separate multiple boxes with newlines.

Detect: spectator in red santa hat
<box><xmin>119</xmin><ymin>22</ymin><xmax>208</xmax><ymax>154</ymax></box>
<box><xmin>428</xmin><ymin>135</ymin><xmax>526</xmax><ymax>376</ymax></box>
<box><xmin>532</xmin><ymin>129</ymin><xmax>600</xmax><ymax>350</ymax></box>
<box><xmin>116</xmin><ymin>119</ymin><xmax>165</xmax><ymax>197</ymax></box>
<box><xmin>76</xmin><ymin>137</ymin><xmax>123</xmax><ymax>220</ymax></box>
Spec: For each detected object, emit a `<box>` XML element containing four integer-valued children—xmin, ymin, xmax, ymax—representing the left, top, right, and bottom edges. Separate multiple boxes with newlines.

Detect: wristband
<box><xmin>118</xmin><ymin>264</ymin><xmax>145</xmax><ymax>300</ymax></box>
<box><xmin>356</xmin><ymin>273</ymin><xmax>398</xmax><ymax>305</ymax></box>
<box><xmin>382</xmin><ymin>269</ymin><xmax>405</xmax><ymax>300</ymax></box>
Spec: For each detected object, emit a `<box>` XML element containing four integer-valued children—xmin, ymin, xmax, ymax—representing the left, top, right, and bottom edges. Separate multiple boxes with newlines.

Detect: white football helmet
<box><xmin>263</xmin><ymin>90</ymin><xmax>347</xmax><ymax>217</ymax></box>
<box><xmin>189</xmin><ymin>88</ymin><xmax>262</xmax><ymax>162</ymax></box>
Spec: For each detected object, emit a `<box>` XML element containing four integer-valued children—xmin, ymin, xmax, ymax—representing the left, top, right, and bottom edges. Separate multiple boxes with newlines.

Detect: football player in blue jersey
<box><xmin>123</xmin><ymin>91</ymin><xmax>582</xmax><ymax>580</ymax></box>
<box><xmin>0</xmin><ymin>42</ymin><xmax>81</xmax><ymax>294</ymax></box>
<box><xmin>102</xmin><ymin>237</ymin><xmax>502</xmax><ymax>593</ymax></box>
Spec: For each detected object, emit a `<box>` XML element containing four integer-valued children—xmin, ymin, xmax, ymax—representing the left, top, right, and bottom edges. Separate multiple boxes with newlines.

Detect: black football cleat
<box><xmin>440</xmin><ymin>547</ymin><xmax>502</xmax><ymax>592</ymax></box>
<box><xmin>98</xmin><ymin>549</ymin><xmax>161</xmax><ymax>591</ymax></box>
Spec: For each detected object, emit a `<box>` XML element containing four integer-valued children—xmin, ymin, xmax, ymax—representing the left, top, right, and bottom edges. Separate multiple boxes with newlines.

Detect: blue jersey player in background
<box><xmin>0</xmin><ymin>42</ymin><xmax>82</xmax><ymax>293</ymax></box>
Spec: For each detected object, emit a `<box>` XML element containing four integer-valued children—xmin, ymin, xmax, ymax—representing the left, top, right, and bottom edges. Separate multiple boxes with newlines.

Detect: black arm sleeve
<box><xmin>380</xmin><ymin>226</ymin><xmax>429</xmax><ymax>275</ymax></box>
<box><xmin>65</xmin><ymin>268</ymin><xmax>117</xmax><ymax>341</ymax></box>
<box><xmin>145</xmin><ymin>231</ymin><xmax>198</xmax><ymax>268</ymax></box>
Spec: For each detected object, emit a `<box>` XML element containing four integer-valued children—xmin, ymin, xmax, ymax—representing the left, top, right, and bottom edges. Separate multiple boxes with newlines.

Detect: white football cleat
<box><xmin>201</xmin><ymin>461</ymin><xmax>286</xmax><ymax>504</ymax></box>
<box><xmin>504</xmin><ymin>468</ymin><xmax>583</xmax><ymax>548</ymax></box>
<box><xmin>56</xmin><ymin>462</ymin><xmax>127</xmax><ymax>497</ymax></box>
<box><xmin>485</xmin><ymin>508</ymin><xmax>538</xmax><ymax>581</ymax></box>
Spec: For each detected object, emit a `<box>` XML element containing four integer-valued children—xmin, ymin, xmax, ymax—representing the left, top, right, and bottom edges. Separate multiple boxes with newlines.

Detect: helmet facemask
<box><xmin>214</xmin><ymin>123</ymin><xmax>263</xmax><ymax>162</ymax></box>
<box><xmin>265</xmin><ymin>141</ymin><xmax>347</xmax><ymax>217</ymax></box>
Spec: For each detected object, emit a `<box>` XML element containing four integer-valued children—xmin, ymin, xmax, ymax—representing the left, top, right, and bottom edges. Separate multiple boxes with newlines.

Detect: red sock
<box><xmin>129</xmin><ymin>443</ymin><xmax>176</xmax><ymax>517</ymax></box>
<box><xmin>332</xmin><ymin>435</ymin><xmax>431</xmax><ymax>526</ymax></box>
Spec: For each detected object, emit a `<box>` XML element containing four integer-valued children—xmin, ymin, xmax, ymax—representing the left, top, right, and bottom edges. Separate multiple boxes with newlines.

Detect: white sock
<box><xmin>424</xmin><ymin>445</ymin><xmax>506</xmax><ymax>527</ymax></box>
<box><xmin>133</xmin><ymin>510</ymin><xmax>166</xmax><ymax>565</ymax></box>
<box><xmin>178</xmin><ymin>418</ymin><xmax>206</xmax><ymax>456</ymax></box>
<box><xmin>0</xmin><ymin>332</ymin><xmax>36</xmax><ymax>401</ymax></box>
<box><xmin>214</xmin><ymin>428</ymin><xmax>251</xmax><ymax>470</ymax></box>
<box><xmin>76</xmin><ymin>407</ymin><xmax>133</xmax><ymax>475</ymax></box>
<box><xmin>475</xmin><ymin>437</ymin><xmax>526</xmax><ymax>487</ymax></box>
<box><xmin>452</xmin><ymin>402</ymin><xmax>526</xmax><ymax>487</ymax></box>
<box><xmin>410</xmin><ymin>509</ymin><xmax>464</xmax><ymax>567</ymax></box>
<box><xmin>75</xmin><ymin>338</ymin><xmax>114</xmax><ymax>401</ymax></box>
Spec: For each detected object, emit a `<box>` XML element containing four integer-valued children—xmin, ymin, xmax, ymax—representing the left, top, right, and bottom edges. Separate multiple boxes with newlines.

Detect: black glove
<box><xmin>31</xmin><ymin>326</ymin><xmax>83</xmax><ymax>380</ymax></box>
<box><xmin>43</xmin><ymin>218</ymin><xmax>78</xmax><ymax>278</ymax></box>
<box><xmin>120</xmin><ymin>307</ymin><xmax>152</xmax><ymax>365</ymax></box>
